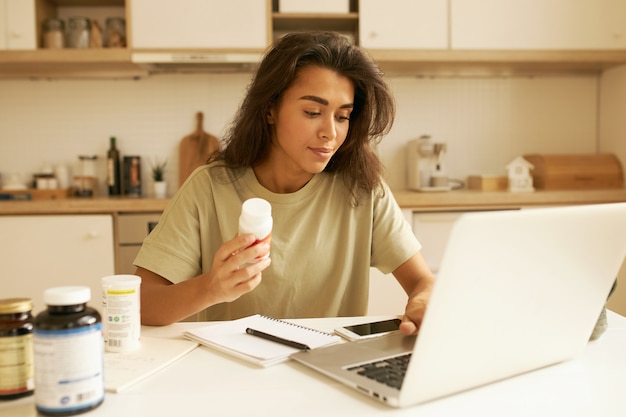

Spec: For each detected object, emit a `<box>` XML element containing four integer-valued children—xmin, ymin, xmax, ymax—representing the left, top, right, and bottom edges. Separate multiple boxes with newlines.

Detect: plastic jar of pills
<box><xmin>33</xmin><ymin>286</ymin><xmax>104</xmax><ymax>416</ymax></box>
<box><xmin>0</xmin><ymin>298</ymin><xmax>34</xmax><ymax>400</ymax></box>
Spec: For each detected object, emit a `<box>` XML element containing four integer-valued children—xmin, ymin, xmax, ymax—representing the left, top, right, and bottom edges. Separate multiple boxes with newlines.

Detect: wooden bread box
<box><xmin>523</xmin><ymin>153</ymin><xmax>624</xmax><ymax>190</ymax></box>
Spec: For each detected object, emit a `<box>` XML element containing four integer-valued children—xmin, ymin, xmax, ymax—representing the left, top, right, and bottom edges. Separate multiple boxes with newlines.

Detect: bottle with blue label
<box><xmin>33</xmin><ymin>286</ymin><xmax>104</xmax><ymax>416</ymax></box>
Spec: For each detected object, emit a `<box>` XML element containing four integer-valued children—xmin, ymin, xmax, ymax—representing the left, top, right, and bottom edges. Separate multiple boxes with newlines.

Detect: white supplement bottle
<box><xmin>33</xmin><ymin>286</ymin><xmax>104</xmax><ymax>416</ymax></box>
<box><xmin>102</xmin><ymin>274</ymin><xmax>142</xmax><ymax>352</ymax></box>
<box><xmin>238</xmin><ymin>198</ymin><xmax>273</xmax><ymax>262</ymax></box>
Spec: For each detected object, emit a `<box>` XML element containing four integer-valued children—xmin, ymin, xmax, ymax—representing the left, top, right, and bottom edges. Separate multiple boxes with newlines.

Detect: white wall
<box><xmin>0</xmin><ymin>73</ymin><xmax>599</xmax><ymax>194</ymax></box>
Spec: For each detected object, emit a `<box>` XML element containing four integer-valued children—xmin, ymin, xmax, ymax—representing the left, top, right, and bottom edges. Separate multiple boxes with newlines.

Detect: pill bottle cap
<box><xmin>44</xmin><ymin>286</ymin><xmax>91</xmax><ymax>306</ymax></box>
<box><xmin>239</xmin><ymin>198</ymin><xmax>273</xmax><ymax>239</ymax></box>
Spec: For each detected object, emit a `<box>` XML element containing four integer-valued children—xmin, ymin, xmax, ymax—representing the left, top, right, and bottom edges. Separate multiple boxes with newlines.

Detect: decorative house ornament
<box><xmin>506</xmin><ymin>156</ymin><xmax>535</xmax><ymax>192</ymax></box>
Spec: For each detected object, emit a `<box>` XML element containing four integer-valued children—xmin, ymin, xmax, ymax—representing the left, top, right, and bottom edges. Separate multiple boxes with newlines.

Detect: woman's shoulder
<box><xmin>182</xmin><ymin>163</ymin><xmax>247</xmax><ymax>187</ymax></box>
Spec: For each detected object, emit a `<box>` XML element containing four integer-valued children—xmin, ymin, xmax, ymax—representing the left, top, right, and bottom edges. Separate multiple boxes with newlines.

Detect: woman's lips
<box><xmin>309</xmin><ymin>147</ymin><xmax>334</xmax><ymax>158</ymax></box>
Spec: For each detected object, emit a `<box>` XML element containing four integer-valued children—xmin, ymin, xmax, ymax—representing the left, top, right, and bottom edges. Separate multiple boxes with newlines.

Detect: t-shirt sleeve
<box><xmin>133</xmin><ymin>172</ymin><xmax>207</xmax><ymax>284</ymax></box>
<box><xmin>370</xmin><ymin>183</ymin><xmax>421</xmax><ymax>274</ymax></box>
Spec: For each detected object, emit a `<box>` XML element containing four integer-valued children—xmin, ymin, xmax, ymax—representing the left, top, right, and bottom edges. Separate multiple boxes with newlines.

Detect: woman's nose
<box><xmin>320</xmin><ymin>116</ymin><xmax>337</xmax><ymax>141</ymax></box>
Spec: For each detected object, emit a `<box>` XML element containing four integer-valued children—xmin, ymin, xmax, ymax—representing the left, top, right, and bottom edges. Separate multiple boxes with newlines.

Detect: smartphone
<box><xmin>334</xmin><ymin>318</ymin><xmax>402</xmax><ymax>341</ymax></box>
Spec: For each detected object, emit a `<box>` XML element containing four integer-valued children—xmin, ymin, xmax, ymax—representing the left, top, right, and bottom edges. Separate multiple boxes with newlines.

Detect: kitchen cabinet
<box><xmin>271</xmin><ymin>1</ymin><xmax>358</xmax><ymax>43</ymax></box>
<box><xmin>359</xmin><ymin>0</ymin><xmax>447</xmax><ymax>50</ymax></box>
<box><xmin>451</xmin><ymin>0</ymin><xmax>626</xmax><ymax>50</ymax></box>
<box><xmin>0</xmin><ymin>0</ymin><xmax>145</xmax><ymax>78</ymax></box>
<box><xmin>130</xmin><ymin>0</ymin><xmax>268</xmax><ymax>49</ymax></box>
<box><xmin>0</xmin><ymin>0</ymin><xmax>36</xmax><ymax>50</ymax></box>
<box><xmin>0</xmin><ymin>214</ymin><xmax>115</xmax><ymax>315</ymax></box>
<box><xmin>1</xmin><ymin>0</ymin><xmax>626</xmax><ymax>77</ymax></box>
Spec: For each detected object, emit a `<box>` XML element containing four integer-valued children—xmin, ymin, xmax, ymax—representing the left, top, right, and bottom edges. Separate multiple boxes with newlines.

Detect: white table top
<box><xmin>2</xmin><ymin>313</ymin><xmax>626</xmax><ymax>417</ymax></box>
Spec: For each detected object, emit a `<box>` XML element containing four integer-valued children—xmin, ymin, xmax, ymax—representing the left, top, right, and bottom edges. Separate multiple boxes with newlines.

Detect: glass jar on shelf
<box><xmin>104</xmin><ymin>17</ymin><xmax>126</xmax><ymax>48</ymax></box>
<box><xmin>67</xmin><ymin>17</ymin><xmax>91</xmax><ymax>48</ymax></box>
<box><xmin>42</xmin><ymin>18</ymin><xmax>65</xmax><ymax>49</ymax></box>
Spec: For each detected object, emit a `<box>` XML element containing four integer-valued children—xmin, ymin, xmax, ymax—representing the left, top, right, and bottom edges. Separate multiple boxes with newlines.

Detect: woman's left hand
<box><xmin>392</xmin><ymin>252</ymin><xmax>435</xmax><ymax>336</ymax></box>
<box><xmin>399</xmin><ymin>289</ymin><xmax>431</xmax><ymax>336</ymax></box>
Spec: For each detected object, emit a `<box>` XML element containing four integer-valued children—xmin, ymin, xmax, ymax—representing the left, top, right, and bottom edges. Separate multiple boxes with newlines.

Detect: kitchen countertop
<box><xmin>0</xmin><ymin>196</ymin><xmax>171</xmax><ymax>215</ymax></box>
<box><xmin>392</xmin><ymin>188</ymin><xmax>626</xmax><ymax>211</ymax></box>
<box><xmin>1</xmin><ymin>189</ymin><xmax>626</xmax><ymax>215</ymax></box>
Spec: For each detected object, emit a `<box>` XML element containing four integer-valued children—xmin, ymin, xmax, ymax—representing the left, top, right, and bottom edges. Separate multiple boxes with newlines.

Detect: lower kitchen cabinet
<box><xmin>0</xmin><ymin>214</ymin><xmax>114</xmax><ymax>315</ymax></box>
<box><xmin>116</xmin><ymin>213</ymin><xmax>162</xmax><ymax>275</ymax></box>
<box><xmin>368</xmin><ymin>209</ymin><xmax>509</xmax><ymax>316</ymax></box>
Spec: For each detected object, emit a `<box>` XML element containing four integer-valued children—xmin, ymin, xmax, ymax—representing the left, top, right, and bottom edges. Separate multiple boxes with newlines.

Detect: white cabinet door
<box><xmin>412</xmin><ymin>211</ymin><xmax>464</xmax><ymax>274</ymax></box>
<box><xmin>131</xmin><ymin>0</ymin><xmax>267</xmax><ymax>49</ymax></box>
<box><xmin>359</xmin><ymin>0</ymin><xmax>448</xmax><ymax>49</ymax></box>
<box><xmin>451</xmin><ymin>0</ymin><xmax>626</xmax><ymax>50</ymax></box>
<box><xmin>368</xmin><ymin>268</ymin><xmax>407</xmax><ymax>315</ymax></box>
<box><xmin>0</xmin><ymin>215</ymin><xmax>115</xmax><ymax>315</ymax></box>
<box><xmin>367</xmin><ymin>209</ymin><xmax>414</xmax><ymax>315</ymax></box>
<box><xmin>0</xmin><ymin>0</ymin><xmax>36</xmax><ymax>50</ymax></box>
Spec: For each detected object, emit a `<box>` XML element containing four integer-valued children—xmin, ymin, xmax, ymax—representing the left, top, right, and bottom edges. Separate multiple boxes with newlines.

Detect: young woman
<box><xmin>135</xmin><ymin>32</ymin><xmax>434</xmax><ymax>335</ymax></box>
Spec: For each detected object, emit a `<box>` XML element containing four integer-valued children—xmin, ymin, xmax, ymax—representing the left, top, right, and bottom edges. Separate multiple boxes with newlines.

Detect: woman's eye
<box><xmin>305</xmin><ymin>111</ymin><xmax>321</xmax><ymax>117</ymax></box>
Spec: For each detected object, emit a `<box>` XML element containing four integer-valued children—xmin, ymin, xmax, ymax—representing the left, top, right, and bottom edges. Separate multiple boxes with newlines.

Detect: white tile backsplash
<box><xmin>0</xmin><ymin>72</ymin><xmax>598</xmax><ymax>194</ymax></box>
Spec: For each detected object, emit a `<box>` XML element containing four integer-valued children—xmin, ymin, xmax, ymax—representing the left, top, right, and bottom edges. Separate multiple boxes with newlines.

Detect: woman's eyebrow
<box><xmin>299</xmin><ymin>95</ymin><xmax>354</xmax><ymax>109</ymax></box>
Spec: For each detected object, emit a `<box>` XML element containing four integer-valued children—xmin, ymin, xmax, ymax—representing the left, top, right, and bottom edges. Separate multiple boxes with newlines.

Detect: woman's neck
<box><xmin>252</xmin><ymin>163</ymin><xmax>314</xmax><ymax>194</ymax></box>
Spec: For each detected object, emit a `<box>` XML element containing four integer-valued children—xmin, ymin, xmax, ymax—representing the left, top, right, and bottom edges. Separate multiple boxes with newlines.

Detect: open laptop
<box><xmin>291</xmin><ymin>203</ymin><xmax>626</xmax><ymax>408</ymax></box>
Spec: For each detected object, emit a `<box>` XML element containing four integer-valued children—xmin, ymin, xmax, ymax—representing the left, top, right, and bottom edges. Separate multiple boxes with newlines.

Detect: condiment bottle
<box><xmin>0</xmin><ymin>298</ymin><xmax>34</xmax><ymax>400</ymax></box>
<box><xmin>238</xmin><ymin>198</ymin><xmax>273</xmax><ymax>263</ymax></box>
<box><xmin>107</xmin><ymin>136</ymin><xmax>121</xmax><ymax>195</ymax></box>
<box><xmin>33</xmin><ymin>286</ymin><xmax>104</xmax><ymax>416</ymax></box>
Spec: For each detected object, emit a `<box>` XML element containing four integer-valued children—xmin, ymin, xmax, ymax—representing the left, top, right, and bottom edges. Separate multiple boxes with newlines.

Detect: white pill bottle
<box><xmin>238</xmin><ymin>198</ymin><xmax>273</xmax><ymax>262</ymax></box>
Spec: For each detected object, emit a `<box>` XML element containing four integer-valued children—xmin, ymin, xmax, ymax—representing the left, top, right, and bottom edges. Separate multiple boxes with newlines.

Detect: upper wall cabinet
<box><xmin>451</xmin><ymin>0</ymin><xmax>626</xmax><ymax>50</ymax></box>
<box><xmin>359</xmin><ymin>0</ymin><xmax>447</xmax><ymax>49</ymax></box>
<box><xmin>0</xmin><ymin>0</ymin><xmax>36</xmax><ymax>50</ymax></box>
<box><xmin>130</xmin><ymin>0</ymin><xmax>268</xmax><ymax>49</ymax></box>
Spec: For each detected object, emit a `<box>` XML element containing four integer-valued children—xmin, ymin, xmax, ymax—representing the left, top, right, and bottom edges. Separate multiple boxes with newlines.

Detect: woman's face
<box><xmin>267</xmin><ymin>65</ymin><xmax>355</xmax><ymax>179</ymax></box>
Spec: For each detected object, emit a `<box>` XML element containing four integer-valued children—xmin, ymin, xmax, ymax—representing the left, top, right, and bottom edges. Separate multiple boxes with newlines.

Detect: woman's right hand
<box><xmin>202</xmin><ymin>233</ymin><xmax>272</xmax><ymax>304</ymax></box>
<box><xmin>138</xmin><ymin>234</ymin><xmax>271</xmax><ymax>325</ymax></box>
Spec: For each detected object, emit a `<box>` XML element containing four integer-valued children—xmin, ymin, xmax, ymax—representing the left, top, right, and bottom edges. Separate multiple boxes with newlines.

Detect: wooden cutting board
<box><xmin>178</xmin><ymin>112</ymin><xmax>220</xmax><ymax>187</ymax></box>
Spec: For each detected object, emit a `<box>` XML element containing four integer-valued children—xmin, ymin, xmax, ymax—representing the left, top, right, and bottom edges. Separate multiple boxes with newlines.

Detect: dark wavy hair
<box><xmin>211</xmin><ymin>31</ymin><xmax>395</xmax><ymax>203</ymax></box>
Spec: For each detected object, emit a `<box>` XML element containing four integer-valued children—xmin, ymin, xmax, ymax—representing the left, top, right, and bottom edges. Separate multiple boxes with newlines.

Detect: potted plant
<box><xmin>151</xmin><ymin>158</ymin><xmax>167</xmax><ymax>198</ymax></box>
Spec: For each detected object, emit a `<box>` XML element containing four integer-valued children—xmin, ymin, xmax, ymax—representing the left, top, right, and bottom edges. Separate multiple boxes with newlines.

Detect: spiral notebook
<box><xmin>183</xmin><ymin>314</ymin><xmax>341</xmax><ymax>367</ymax></box>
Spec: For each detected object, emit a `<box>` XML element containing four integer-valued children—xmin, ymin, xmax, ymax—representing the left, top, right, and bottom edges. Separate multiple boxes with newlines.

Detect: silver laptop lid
<box><xmin>400</xmin><ymin>203</ymin><xmax>626</xmax><ymax>406</ymax></box>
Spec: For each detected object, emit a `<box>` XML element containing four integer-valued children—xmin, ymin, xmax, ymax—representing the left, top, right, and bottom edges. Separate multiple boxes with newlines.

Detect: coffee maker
<box><xmin>407</xmin><ymin>135</ymin><xmax>450</xmax><ymax>191</ymax></box>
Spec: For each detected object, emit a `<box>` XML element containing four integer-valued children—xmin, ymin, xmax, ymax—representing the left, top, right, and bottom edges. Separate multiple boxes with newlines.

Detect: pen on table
<box><xmin>245</xmin><ymin>327</ymin><xmax>311</xmax><ymax>351</ymax></box>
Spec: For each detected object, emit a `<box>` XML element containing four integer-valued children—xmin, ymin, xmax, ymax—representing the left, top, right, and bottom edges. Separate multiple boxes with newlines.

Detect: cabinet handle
<box><xmin>87</xmin><ymin>230</ymin><xmax>100</xmax><ymax>239</ymax></box>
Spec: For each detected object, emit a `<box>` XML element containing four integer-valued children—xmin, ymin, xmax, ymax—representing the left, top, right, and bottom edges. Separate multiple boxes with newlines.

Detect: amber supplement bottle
<box><xmin>0</xmin><ymin>298</ymin><xmax>34</xmax><ymax>400</ymax></box>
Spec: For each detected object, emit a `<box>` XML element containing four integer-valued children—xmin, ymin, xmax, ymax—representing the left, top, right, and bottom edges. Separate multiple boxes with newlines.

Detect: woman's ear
<box><xmin>267</xmin><ymin>106</ymin><xmax>276</xmax><ymax>124</ymax></box>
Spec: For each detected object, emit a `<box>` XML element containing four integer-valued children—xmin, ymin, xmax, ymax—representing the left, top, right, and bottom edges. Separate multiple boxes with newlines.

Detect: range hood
<box><xmin>131</xmin><ymin>52</ymin><xmax>263</xmax><ymax>74</ymax></box>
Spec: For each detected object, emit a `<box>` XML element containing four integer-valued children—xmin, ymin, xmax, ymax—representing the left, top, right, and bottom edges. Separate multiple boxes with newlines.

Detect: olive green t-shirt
<box><xmin>134</xmin><ymin>164</ymin><xmax>420</xmax><ymax>321</ymax></box>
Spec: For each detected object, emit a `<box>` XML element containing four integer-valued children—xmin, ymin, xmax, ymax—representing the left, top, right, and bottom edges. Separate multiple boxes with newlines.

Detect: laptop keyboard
<box><xmin>347</xmin><ymin>353</ymin><xmax>412</xmax><ymax>390</ymax></box>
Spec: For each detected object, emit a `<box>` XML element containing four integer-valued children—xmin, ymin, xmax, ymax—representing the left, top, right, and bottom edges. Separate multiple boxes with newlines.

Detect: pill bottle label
<box><xmin>34</xmin><ymin>323</ymin><xmax>104</xmax><ymax>414</ymax></box>
<box><xmin>0</xmin><ymin>334</ymin><xmax>34</xmax><ymax>397</ymax></box>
